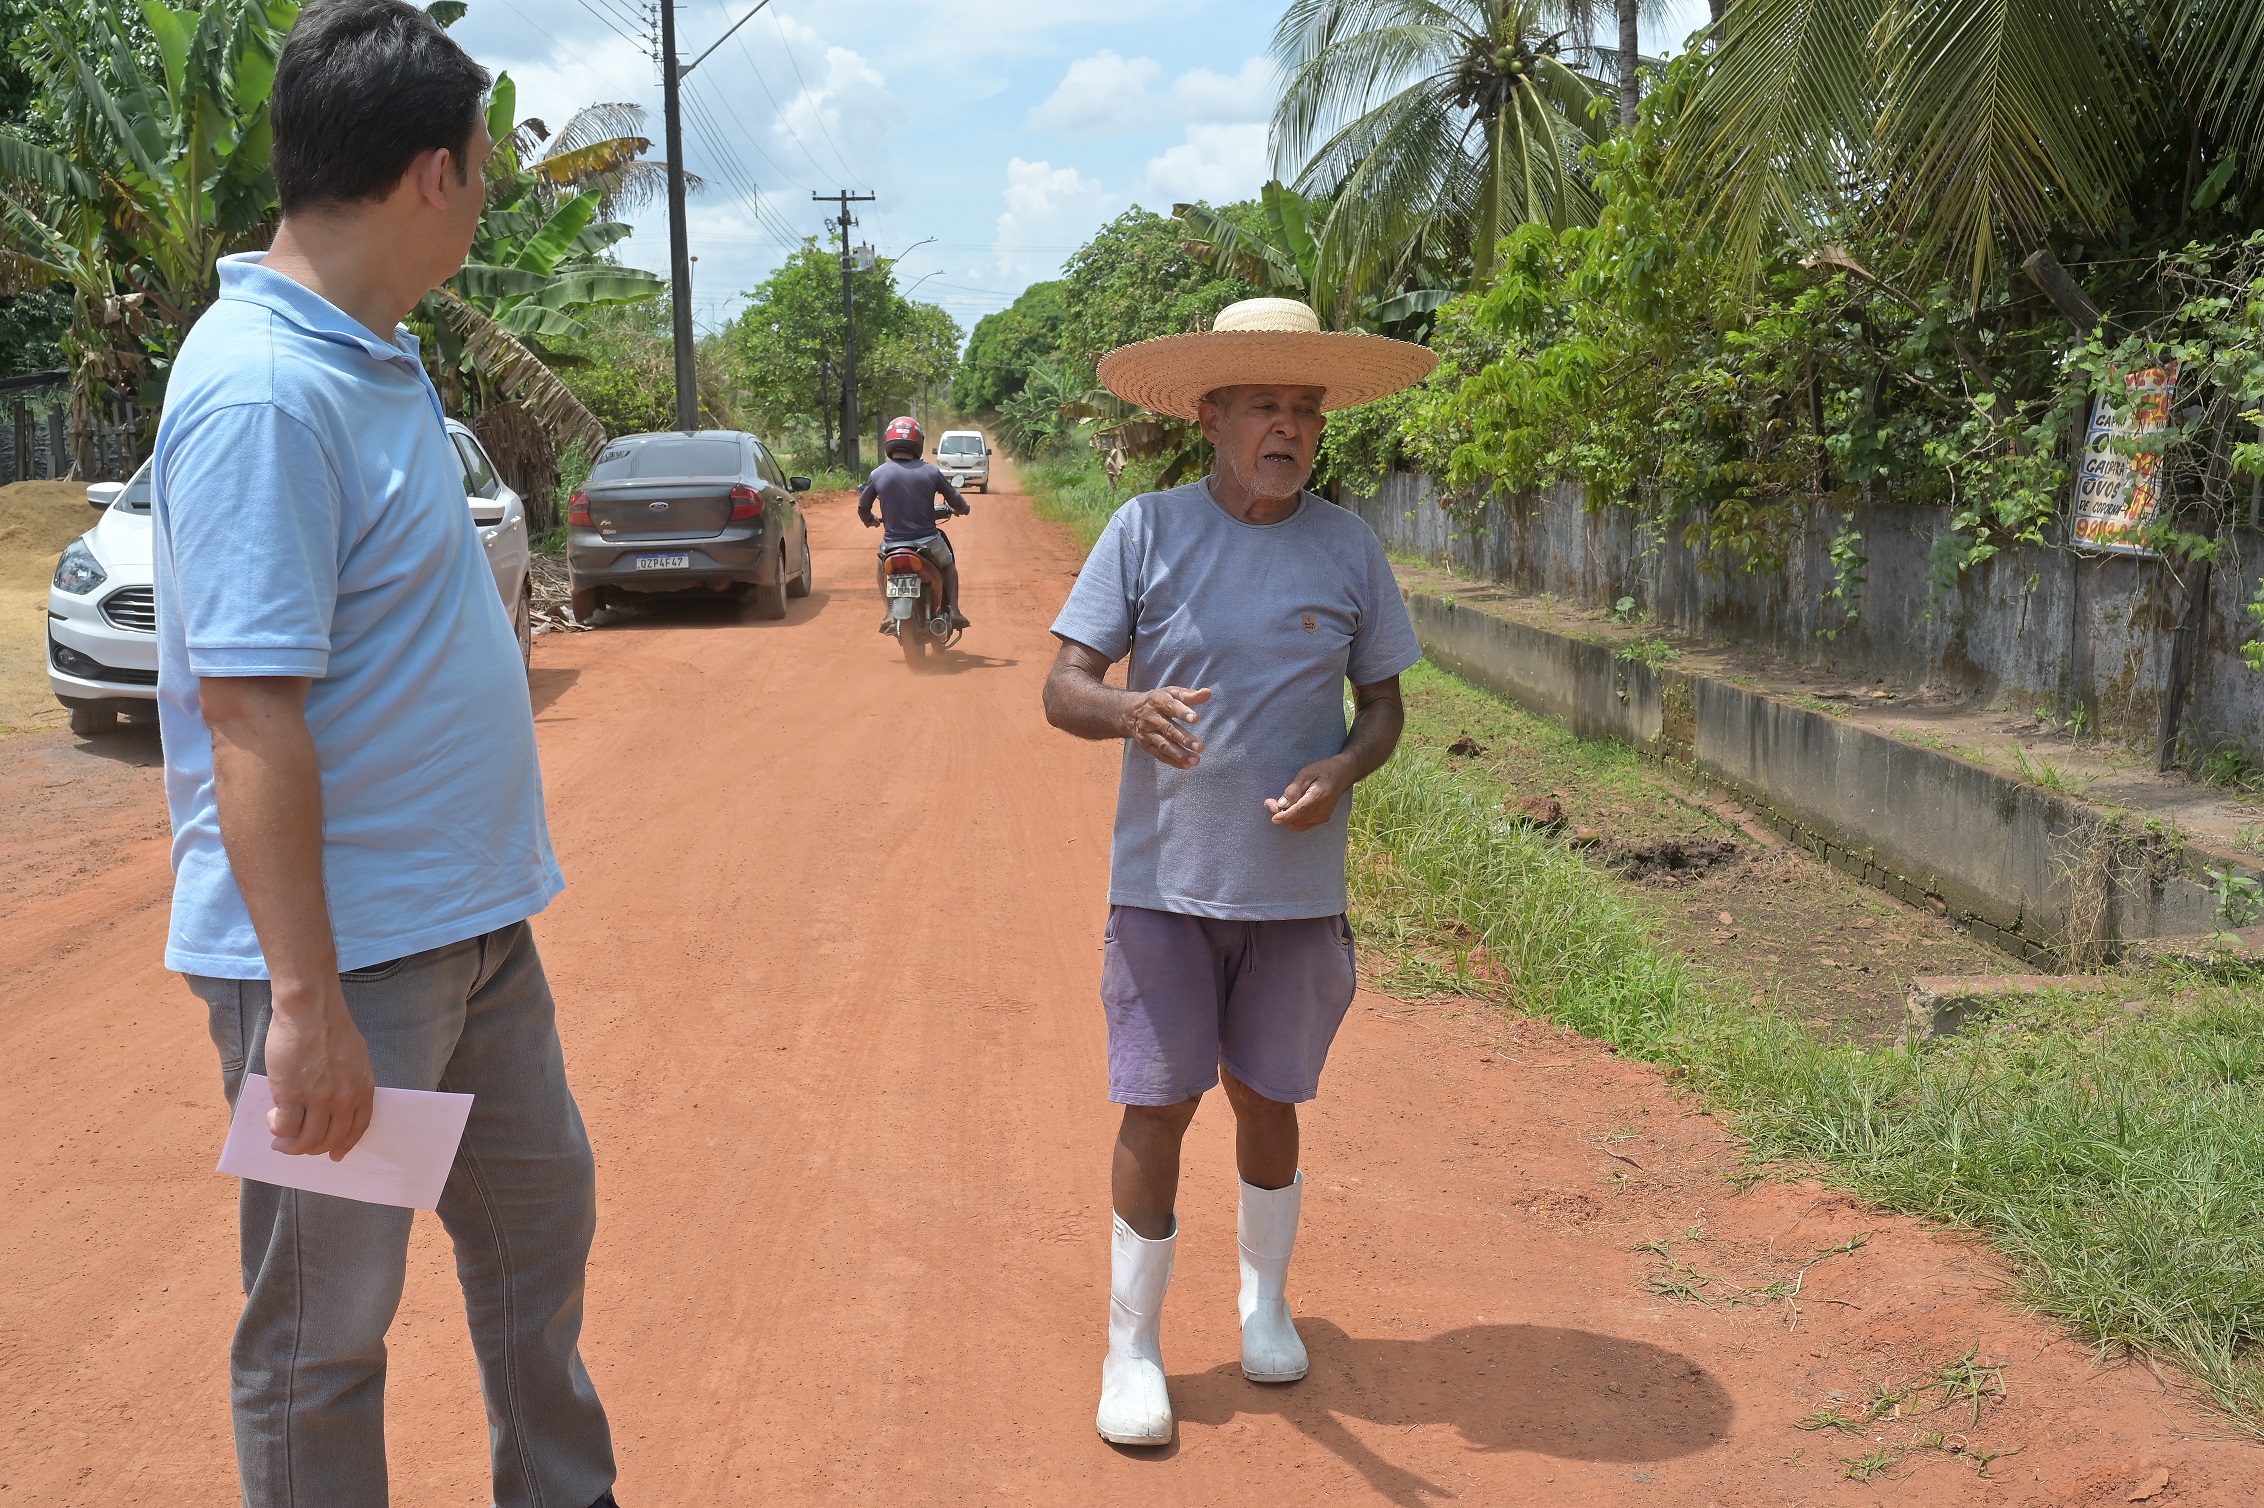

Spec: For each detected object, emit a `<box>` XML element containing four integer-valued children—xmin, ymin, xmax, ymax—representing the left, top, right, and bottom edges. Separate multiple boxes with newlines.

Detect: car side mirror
<box><xmin>985</xmin><ymin>447</ymin><xmax>993</xmax><ymax>456</ymax></box>
<box><xmin>788</xmin><ymin>476</ymin><xmax>812</xmax><ymax>492</ymax></box>
<box><xmin>87</xmin><ymin>482</ymin><xmax>124</xmax><ymax>510</ymax></box>
<box><xmin>468</xmin><ymin>495</ymin><xmax>507</xmax><ymax>526</ymax></box>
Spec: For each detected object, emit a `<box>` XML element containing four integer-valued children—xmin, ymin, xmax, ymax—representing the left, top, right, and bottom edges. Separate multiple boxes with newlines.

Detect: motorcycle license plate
<box><xmin>634</xmin><ymin>553</ymin><xmax>690</xmax><ymax>571</ymax></box>
<box><xmin>885</xmin><ymin>576</ymin><xmax>922</xmax><ymax>598</ymax></box>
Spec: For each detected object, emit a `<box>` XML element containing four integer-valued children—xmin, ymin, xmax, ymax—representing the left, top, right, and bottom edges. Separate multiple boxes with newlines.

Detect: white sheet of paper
<box><xmin>217</xmin><ymin>1073</ymin><xmax>474</xmax><ymax>1210</ymax></box>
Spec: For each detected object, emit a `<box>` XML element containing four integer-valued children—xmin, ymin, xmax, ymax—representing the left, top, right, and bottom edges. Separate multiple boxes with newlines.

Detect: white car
<box><xmin>48</xmin><ymin>419</ymin><xmax>533</xmax><ymax>737</ymax></box>
<box><xmin>936</xmin><ymin>429</ymin><xmax>990</xmax><ymax>493</ymax></box>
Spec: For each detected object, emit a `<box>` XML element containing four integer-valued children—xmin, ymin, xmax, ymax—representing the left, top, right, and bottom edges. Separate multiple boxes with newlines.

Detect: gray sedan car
<box><xmin>566</xmin><ymin>429</ymin><xmax>812</xmax><ymax>621</ymax></box>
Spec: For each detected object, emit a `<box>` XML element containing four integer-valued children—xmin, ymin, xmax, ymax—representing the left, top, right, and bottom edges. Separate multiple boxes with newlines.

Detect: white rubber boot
<box><xmin>1238</xmin><ymin>1171</ymin><xmax>1309</xmax><ymax>1382</ymax></box>
<box><xmin>1096</xmin><ymin>1214</ymin><xmax>1176</xmax><ymax>1444</ymax></box>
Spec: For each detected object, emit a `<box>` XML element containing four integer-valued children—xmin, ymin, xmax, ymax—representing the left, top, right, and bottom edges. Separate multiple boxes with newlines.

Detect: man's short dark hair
<box><xmin>271</xmin><ymin>0</ymin><xmax>491</xmax><ymax>215</ymax></box>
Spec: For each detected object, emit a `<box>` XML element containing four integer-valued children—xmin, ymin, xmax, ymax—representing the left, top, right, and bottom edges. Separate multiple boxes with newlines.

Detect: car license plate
<box><xmin>635</xmin><ymin>553</ymin><xmax>690</xmax><ymax>571</ymax></box>
<box><xmin>885</xmin><ymin>576</ymin><xmax>922</xmax><ymax>598</ymax></box>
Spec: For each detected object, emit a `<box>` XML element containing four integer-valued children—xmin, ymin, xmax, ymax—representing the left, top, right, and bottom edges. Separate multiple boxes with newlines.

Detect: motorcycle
<box><xmin>880</xmin><ymin>501</ymin><xmax>962</xmax><ymax>668</ymax></box>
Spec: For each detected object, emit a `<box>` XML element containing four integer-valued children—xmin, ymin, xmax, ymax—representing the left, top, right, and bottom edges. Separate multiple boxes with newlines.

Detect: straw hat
<box><xmin>1096</xmin><ymin>297</ymin><xmax>1438</xmax><ymax>420</ymax></box>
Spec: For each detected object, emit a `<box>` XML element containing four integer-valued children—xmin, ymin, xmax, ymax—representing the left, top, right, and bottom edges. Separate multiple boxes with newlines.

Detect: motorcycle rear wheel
<box><xmin>899</xmin><ymin>624</ymin><xmax>928</xmax><ymax>669</ymax></box>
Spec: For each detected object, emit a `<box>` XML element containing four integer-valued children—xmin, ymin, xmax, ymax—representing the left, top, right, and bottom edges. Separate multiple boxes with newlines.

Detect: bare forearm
<box><xmin>1043</xmin><ymin>665</ymin><xmax>1139</xmax><ymax>741</ymax></box>
<box><xmin>204</xmin><ymin>678</ymin><xmax>338</xmax><ymax>998</ymax></box>
<box><xmin>201</xmin><ymin>684</ymin><xmax>372</xmax><ymax>1158</ymax></box>
<box><xmin>1043</xmin><ymin>640</ymin><xmax>1210</xmax><ymax>768</ymax></box>
<box><xmin>1336</xmin><ymin>692</ymin><xmax>1404</xmax><ymax>784</ymax></box>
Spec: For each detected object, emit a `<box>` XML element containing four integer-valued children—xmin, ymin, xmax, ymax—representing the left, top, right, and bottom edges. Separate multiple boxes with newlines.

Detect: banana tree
<box><xmin>0</xmin><ymin>0</ymin><xmax>294</xmax><ymax>471</ymax></box>
<box><xmin>1175</xmin><ymin>181</ymin><xmax>1456</xmax><ymax>335</ymax></box>
<box><xmin>416</xmin><ymin>73</ymin><xmax>670</xmax><ymax>519</ymax></box>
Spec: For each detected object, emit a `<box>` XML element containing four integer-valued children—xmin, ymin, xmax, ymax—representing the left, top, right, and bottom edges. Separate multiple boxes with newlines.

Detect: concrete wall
<box><xmin>1404</xmin><ymin>591</ymin><xmax>2255</xmax><ymax>965</ymax></box>
<box><xmin>1349</xmin><ymin>473</ymin><xmax>2264</xmax><ymax>762</ymax></box>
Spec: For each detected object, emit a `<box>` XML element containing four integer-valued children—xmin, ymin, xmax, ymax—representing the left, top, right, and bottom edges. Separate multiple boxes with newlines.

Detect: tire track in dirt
<box><xmin>0</xmin><ymin>463</ymin><xmax>2255</xmax><ymax>1504</ymax></box>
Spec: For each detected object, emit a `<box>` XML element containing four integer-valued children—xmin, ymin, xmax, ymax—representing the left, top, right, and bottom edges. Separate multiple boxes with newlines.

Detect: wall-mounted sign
<box><xmin>2070</xmin><ymin>362</ymin><xmax>2179</xmax><ymax>556</ymax></box>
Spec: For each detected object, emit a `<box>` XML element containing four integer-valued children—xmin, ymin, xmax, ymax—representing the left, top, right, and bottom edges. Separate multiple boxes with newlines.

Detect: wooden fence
<box><xmin>0</xmin><ymin>371</ymin><xmax>145</xmax><ymax>483</ymax></box>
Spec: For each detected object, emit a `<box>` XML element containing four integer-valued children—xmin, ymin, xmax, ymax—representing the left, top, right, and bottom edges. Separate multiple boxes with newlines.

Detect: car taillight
<box><xmin>567</xmin><ymin>491</ymin><xmax>592</xmax><ymax>526</ymax></box>
<box><xmin>729</xmin><ymin>484</ymin><xmax>762</xmax><ymax>521</ymax></box>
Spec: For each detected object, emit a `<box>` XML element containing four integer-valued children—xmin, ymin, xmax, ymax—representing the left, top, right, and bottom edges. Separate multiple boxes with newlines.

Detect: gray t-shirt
<box><xmin>1051</xmin><ymin>480</ymin><xmax>1422</xmax><ymax>920</ymax></box>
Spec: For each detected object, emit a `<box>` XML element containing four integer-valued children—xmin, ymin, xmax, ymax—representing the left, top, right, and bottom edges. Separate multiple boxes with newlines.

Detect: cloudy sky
<box><xmin>450</xmin><ymin>0</ymin><xmax>1714</xmax><ymax>340</ymax></box>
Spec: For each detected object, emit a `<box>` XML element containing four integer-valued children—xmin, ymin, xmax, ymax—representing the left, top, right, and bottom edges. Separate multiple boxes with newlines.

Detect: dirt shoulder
<box><xmin>0</xmin><ymin>480</ymin><xmax>96</xmax><ymax>735</ymax></box>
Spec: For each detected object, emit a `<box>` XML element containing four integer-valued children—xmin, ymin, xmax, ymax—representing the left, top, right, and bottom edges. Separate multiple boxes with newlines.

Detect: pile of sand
<box><xmin>1</xmin><ymin>481</ymin><xmax>104</xmax><ymax>734</ymax></box>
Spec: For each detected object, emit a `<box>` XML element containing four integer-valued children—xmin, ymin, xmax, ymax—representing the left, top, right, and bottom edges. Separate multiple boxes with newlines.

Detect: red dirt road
<box><xmin>2</xmin><ymin>470</ymin><xmax>2257</xmax><ymax>1505</ymax></box>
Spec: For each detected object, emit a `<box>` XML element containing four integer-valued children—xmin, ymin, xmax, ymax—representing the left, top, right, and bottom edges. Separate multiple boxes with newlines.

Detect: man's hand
<box><xmin>863</xmin><ymin>515</ymin><xmax>878</xmax><ymax>528</ymax></box>
<box><xmin>1266</xmin><ymin>755</ymin><xmax>1353</xmax><ymax>829</ymax></box>
<box><xmin>263</xmin><ymin>982</ymin><xmax>375</xmax><ymax>1159</ymax></box>
<box><xmin>1120</xmin><ymin>686</ymin><xmax>1212</xmax><ymax>770</ymax></box>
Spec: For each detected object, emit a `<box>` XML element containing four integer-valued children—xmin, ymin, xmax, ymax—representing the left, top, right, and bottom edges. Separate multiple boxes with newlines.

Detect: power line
<box><xmin>731</xmin><ymin>30</ymin><xmax>834</xmax><ymax>187</ymax></box>
<box><xmin>591</xmin><ymin>0</ymin><xmax>647</xmax><ymax>33</ymax></box>
<box><xmin>488</xmin><ymin>0</ymin><xmax>566</xmax><ymax>51</ymax></box>
<box><xmin>681</xmin><ymin>91</ymin><xmax>758</xmax><ymax>200</ymax></box>
<box><xmin>567</xmin><ymin>0</ymin><xmax>642</xmax><ymax>47</ymax></box>
<box><xmin>680</xmin><ymin>90</ymin><xmax>804</xmax><ymax>247</ymax></box>
<box><xmin>767</xmin><ymin>11</ymin><xmax>859</xmax><ymax>186</ymax></box>
<box><xmin>688</xmin><ymin>68</ymin><xmax>815</xmax><ymax>196</ymax></box>
<box><xmin>683</xmin><ymin>74</ymin><xmax>828</xmax><ymax>246</ymax></box>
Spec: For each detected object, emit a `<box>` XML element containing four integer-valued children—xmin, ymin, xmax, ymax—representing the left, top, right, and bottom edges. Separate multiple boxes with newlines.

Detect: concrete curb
<box><xmin>1402</xmin><ymin>588</ymin><xmax>2262</xmax><ymax>969</ymax></box>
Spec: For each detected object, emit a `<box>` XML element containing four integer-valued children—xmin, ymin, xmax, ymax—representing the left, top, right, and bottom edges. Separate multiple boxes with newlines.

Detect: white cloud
<box><xmin>1028</xmin><ymin>51</ymin><xmax>1274</xmax><ymax>137</ymax></box>
<box><xmin>997</xmin><ymin>156</ymin><xmax>1111</xmax><ymax>239</ymax></box>
<box><xmin>1136</xmin><ymin>122</ymin><xmax>1270</xmax><ymax>205</ymax></box>
<box><xmin>1027</xmin><ymin>50</ymin><xmax>1164</xmax><ymax>134</ymax></box>
<box><xmin>480</xmin><ymin>34</ymin><xmax>657</xmax><ymax>147</ymax></box>
<box><xmin>772</xmin><ymin>18</ymin><xmax>901</xmax><ymax>184</ymax></box>
<box><xmin>991</xmin><ymin>156</ymin><xmax>1116</xmax><ymax>282</ymax></box>
<box><xmin>1167</xmin><ymin>57</ymin><xmax>1276</xmax><ymax>123</ymax></box>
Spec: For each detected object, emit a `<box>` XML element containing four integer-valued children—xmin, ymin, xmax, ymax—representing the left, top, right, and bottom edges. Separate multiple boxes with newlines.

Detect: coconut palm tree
<box><xmin>1270</xmin><ymin>0</ymin><xmax>1609</xmax><ymax>301</ymax></box>
<box><xmin>1668</xmin><ymin>0</ymin><xmax>2264</xmax><ymax>292</ymax></box>
<box><xmin>1544</xmin><ymin>0</ymin><xmax>1675</xmax><ymax>127</ymax></box>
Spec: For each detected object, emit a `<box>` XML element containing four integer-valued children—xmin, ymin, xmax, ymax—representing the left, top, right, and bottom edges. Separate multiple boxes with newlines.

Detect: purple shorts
<box><xmin>1100</xmin><ymin>905</ymin><xmax>1359</xmax><ymax>1106</ymax></box>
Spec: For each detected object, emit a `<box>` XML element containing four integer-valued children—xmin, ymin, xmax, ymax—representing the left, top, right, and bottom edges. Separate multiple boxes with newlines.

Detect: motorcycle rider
<box><xmin>859</xmin><ymin>416</ymin><xmax>972</xmax><ymax>632</ymax></box>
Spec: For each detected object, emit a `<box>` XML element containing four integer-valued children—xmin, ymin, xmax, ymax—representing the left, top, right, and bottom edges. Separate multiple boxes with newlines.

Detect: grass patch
<box><xmin>2009</xmin><ymin>743</ymin><xmax>2097</xmax><ymax>799</ymax></box>
<box><xmin>1017</xmin><ymin>449</ymin><xmax>1171</xmax><ymax>550</ymax></box>
<box><xmin>1350</xmin><ymin>663</ymin><xmax>2264</xmax><ymax>1431</ymax></box>
<box><xmin>1393</xmin><ymin>661</ymin><xmax>1718</xmax><ymax>841</ymax></box>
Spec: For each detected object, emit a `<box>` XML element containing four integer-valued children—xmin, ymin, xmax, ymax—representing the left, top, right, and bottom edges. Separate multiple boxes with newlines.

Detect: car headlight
<box><xmin>54</xmin><ymin>538</ymin><xmax>106</xmax><ymax>595</ymax></box>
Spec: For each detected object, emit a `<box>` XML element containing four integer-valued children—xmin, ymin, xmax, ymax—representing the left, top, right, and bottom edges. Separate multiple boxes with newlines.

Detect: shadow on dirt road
<box><xmin>1159</xmin><ymin>1320</ymin><xmax>1730</xmax><ymax>1499</ymax></box>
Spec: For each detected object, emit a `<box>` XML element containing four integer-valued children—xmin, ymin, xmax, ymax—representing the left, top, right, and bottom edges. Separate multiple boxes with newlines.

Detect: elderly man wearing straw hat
<box><xmin>1043</xmin><ymin>296</ymin><xmax>1438</xmax><ymax>1445</ymax></box>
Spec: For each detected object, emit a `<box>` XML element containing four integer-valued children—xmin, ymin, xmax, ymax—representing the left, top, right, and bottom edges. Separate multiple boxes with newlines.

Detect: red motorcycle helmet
<box><xmin>882</xmin><ymin>415</ymin><xmax>923</xmax><ymax>458</ymax></box>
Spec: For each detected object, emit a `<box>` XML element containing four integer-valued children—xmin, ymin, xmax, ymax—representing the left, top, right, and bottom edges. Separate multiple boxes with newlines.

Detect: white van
<box><xmin>936</xmin><ymin>429</ymin><xmax>990</xmax><ymax>493</ymax></box>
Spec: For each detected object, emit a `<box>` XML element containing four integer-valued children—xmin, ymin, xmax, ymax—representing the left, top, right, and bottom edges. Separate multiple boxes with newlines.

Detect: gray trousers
<box><xmin>190</xmin><ymin>922</ymin><xmax>615</xmax><ymax>1508</ymax></box>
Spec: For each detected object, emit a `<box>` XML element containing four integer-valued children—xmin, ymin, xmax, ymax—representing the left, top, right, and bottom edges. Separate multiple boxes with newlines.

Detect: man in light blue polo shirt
<box><xmin>152</xmin><ymin>4</ymin><xmax>617</xmax><ymax>1505</ymax></box>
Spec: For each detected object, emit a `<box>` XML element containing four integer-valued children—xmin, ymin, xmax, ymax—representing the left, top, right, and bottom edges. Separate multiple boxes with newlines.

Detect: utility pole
<box><xmin>659</xmin><ymin>0</ymin><xmax>697</xmax><ymax>431</ymax></box>
<box><xmin>815</xmin><ymin>188</ymin><xmax>876</xmax><ymax>471</ymax></box>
